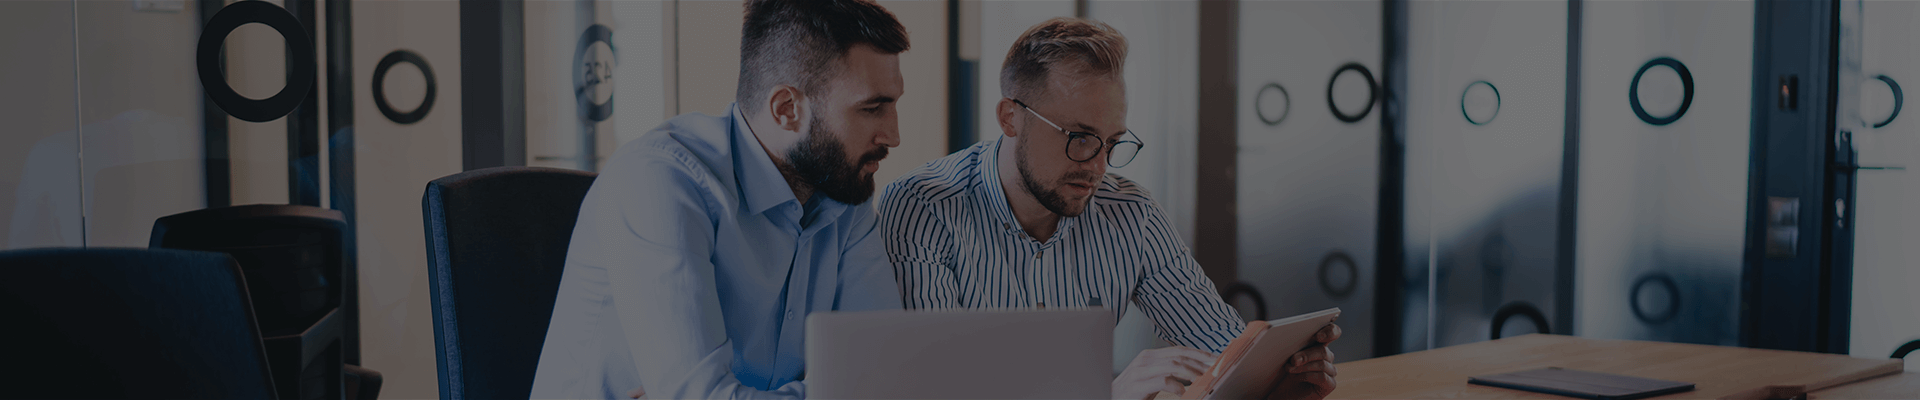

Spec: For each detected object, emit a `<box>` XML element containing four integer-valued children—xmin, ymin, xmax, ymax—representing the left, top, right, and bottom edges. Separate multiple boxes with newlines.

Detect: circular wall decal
<box><xmin>1219</xmin><ymin>282</ymin><xmax>1269</xmax><ymax>321</ymax></box>
<box><xmin>1255</xmin><ymin>83</ymin><xmax>1291</xmax><ymax>126</ymax></box>
<box><xmin>1327</xmin><ymin>63</ymin><xmax>1378</xmax><ymax>123</ymax></box>
<box><xmin>1629</xmin><ymin>57</ymin><xmax>1694</xmax><ymax>126</ymax></box>
<box><xmin>1491</xmin><ymin>301</ymin><xmax>1551</xmax><ymax>340</ymax></box>
<box><xmin>1461</xmin><ymin>80</ymin><xmax>1501</xmax><ymax>125</ymax></box>
<box><xmin>372</xmin><ymin>50</ymin><xmax>436</xmax><ymax>125</ymax></box>
<box><xmin>1630</xmin><ymin>272</ymin><xmax>1681</xmax><ymax>324</ymax></box>
<box><xmin>1873</xmin><ymin>74</ymin><xmax>1903</xmax><ymax>129</ymax></box>
<box><xmin>195</xmin><ymin>0</ymin><xmax>316</xmax><ymax>123</ymax></box>
<box><xmin>574</xmin><ymin>24</ymin><xmax>616</xmax><ymax>122</ymax></box>
<box><xmin>1318</xmin><ymin>251</ymin><xmax>1358</xmax><ymax>299</ymax></box>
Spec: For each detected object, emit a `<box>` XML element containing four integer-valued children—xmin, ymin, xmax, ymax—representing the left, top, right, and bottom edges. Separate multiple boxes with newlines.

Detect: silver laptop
<box><xmin>805</xmin><ymin>309</ymin><xmax>1114</xmax><ymax>400</ymax></box>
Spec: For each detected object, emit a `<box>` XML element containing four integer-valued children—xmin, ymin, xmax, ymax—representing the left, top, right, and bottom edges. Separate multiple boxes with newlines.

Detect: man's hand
<box><xmin>1113</xmin><ymin>346</ymin><xmax>1217</xmax><ymax>400</ymax></box>
<box><xmin>626</xmin><ymin>385</ymin><xmax>646</xmax><ymax>399</ymax></box>
<box><xmin>1266</xmin><ymin>323</ymin><xmax>1341</xmax><ymax>400</ymax></box>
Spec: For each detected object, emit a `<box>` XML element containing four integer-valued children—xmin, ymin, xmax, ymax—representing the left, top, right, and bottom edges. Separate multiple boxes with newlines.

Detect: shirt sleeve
<box><xmin>1125</xmin><ymin>202</ymin><xmax>1247</xmax><ymax>353</ymax></box>
<box><xmin>834</xmin><ymin>204</ymin><xmax>905</xmax><ymax>312</ymax></box>
<box><xmin>877</xmin><ymin>182</ymin><xmax>962</xmax><ymax>309</ymax></box>
<box><xmin>556</xmin><ymin>147</ymin><xmax>805</xmax><ymax>400</ymax></box>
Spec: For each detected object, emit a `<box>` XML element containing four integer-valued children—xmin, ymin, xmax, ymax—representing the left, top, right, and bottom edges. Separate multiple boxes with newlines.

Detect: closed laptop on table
<box><xmin>805</xmin><ymin>309</ymin><xmax>1112</xmax><ymax>400</ymax></box>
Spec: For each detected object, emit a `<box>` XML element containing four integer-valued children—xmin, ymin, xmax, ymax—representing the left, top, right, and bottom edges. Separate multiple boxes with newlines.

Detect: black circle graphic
<box><xmin>372</xmin><ymin>50</ymin><xmax>437</xmax><ymax>125</ymax></box>
<box><xmin>1491</xmin><ymin>301</ymin><xmax>1551</xmax><ymax>340</ymax></box>
<box><xmin>1629</xmin><ymin>57</ymin><xmax>1694</xmax><ymax>126</ymax></box>
<box><xmin>1461</xmin><ymin>80</ymin><xmax>1502</xmax><ymax>126</ymax></box>
<box><xmin>1318</xmin><ymin>251</ymin><xmax>1359</xmax><ymax>299</ymax></box>
<box><xmin>1630</xmin><ymin>273</ymin><xmax>1682</xmax><ymax>324</ymax></box>
<box><xmin>1219</xmin><ymin>282</ymin><xmax>1269</xmax><ymax>321</ymax></box>
<box><xmin>1256</xmin><ymin>83</ymin><xmax>1291</xmax><ymax>126</ymax></box>
<box><xmin>575</xmin><ymin>24</ymin><xmax>616</xmax><ymax>122</ymax></box>
<box><xmin>1327</xmin><ymin>63</ymin><xmax>1378</xmax><ymax>123</ymax></box>
<box><xmin>1873</xmin><ymin>75</ymin><xmax>1903</xmax><ymax>129</ymax></box>
<box><xmin>195</xmin><ymin>0</ymin><xmax>316</xmax><ymax>123</ymax></box>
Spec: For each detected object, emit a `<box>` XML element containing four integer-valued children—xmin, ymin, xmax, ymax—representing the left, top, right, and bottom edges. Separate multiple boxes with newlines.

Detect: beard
<box><xmin>1015</xmin><ymin>136</ymin><xmax>1102</xmax><ymax>217</ymax></box>
<box><xmin>785</xmin><ymin>110</ymin><xmax>887</xmax><ymax>205</ymax></box>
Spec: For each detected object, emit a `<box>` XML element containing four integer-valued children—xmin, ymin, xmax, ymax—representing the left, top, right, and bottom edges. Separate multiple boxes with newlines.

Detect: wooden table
<box><xmin>1329</xmin><ymin>334</ymin><xmax>1902</xmax><ymax>399</ymax></box>
<box><xmin>1807</xmin><ymin>372</ymin><xmax>1920</xmax><ymax>399</ymax></box>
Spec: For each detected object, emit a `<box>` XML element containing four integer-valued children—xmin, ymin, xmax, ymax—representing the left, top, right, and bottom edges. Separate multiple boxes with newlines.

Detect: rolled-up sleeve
<box><xmin>1128</xmin><ymin>203</ymin><xmax>1246</xmax><ymax>353</ymax></box>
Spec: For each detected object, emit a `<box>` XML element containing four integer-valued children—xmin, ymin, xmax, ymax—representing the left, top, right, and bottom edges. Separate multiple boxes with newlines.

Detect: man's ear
<box><xmin>767</xmin><ymin>85</ymin><xmax>807</xmax><ymax>133</ymax></box>
<box><xmin>996</xmin><ymin>98</ymin><xmax>1022</xmax><ymax>138</ymax></box>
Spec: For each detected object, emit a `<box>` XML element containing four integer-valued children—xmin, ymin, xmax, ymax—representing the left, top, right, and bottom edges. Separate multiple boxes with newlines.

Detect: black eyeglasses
<box><xmin>1012</xmin><ymin>99</ymin><xmax>1145</xmax><ymax>168</ymax></box>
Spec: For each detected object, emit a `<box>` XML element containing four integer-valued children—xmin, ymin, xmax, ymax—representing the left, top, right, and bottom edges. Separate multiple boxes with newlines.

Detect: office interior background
<box><xmin>2</xmin><ymin>0</ymin><xmax>1917</xmax><ymax>398</ymax></box>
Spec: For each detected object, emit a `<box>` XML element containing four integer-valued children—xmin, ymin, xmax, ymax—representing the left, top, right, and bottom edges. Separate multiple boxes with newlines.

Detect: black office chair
<box><xmin>0</xmin><ymin>247</ymin><xmax>277</xmax><ymax>399</ymax></box>
<box><xmin>1491</xmin><ymin>301</ymin><xmax>1551</xmax><ymax>340</ymax></box>
<box><xmin>151</xmin><ymin>204</ymin><xmax>378</xmax><ymax>400</ymax></box>
<box><xmin>423</xmin><ymin>166</ymin><xmax>597</xmax><ymax>399</ymax></box>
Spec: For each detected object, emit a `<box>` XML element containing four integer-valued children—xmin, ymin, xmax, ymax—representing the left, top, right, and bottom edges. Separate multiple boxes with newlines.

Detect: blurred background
<box><xmin>1</xmin><ymin>0</ymin><xmax>1915</xmax><ymax>398</ymax></box>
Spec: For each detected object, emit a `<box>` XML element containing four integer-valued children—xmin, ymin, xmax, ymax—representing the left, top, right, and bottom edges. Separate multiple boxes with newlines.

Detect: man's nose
<box><xmin>876</xmin><ymin>126</ymin><xmax>901</xmax><ymax>148</ymax></box>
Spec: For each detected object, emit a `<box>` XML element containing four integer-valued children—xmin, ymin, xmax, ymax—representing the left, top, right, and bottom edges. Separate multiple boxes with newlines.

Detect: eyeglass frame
<box><xmin>1010</xmin><ymin>98</ymin><xmax>1146</xmax><ymax>168</ymax></box>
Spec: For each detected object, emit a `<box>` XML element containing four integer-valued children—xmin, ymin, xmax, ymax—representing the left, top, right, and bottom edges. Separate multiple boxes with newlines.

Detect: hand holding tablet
<box><xmin>1180</xmin><ymin>308</ymin><xmax>1343</xmax><ymax>400</ymax></box>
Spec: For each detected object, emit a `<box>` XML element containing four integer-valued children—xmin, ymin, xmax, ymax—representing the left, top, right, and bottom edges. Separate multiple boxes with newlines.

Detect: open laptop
<box><xmin>806</xmin><ymin>309</ymin><xmax>1114</xmax><ymax>400</ymax></box>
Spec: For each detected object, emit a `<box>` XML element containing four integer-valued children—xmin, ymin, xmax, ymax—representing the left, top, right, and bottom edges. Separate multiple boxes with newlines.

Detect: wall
<box><xmin>350</xmin><ymin>0</ymin><xmax>465</xmax><ymax>397</ymax></box>
<box><xmin>0</xmin><ymin>0</ymin><xmax>82</xmax><ymax>251</ymax></box>
<box><xmin>1848</xmin><ymin>0</ymin><xmax>1920</xmax><ymax>367</ymax></box>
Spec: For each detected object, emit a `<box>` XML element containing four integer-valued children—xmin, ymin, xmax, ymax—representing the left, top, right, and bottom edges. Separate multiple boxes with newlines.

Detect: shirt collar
<box><xmin>732</xmin><ymin>103</ymin><xmax>800</xmax><ymax>216</ymax></box>
<box><xmin>975</xmin><ymin>136</ymin><xmax>1083</xmax><ymax>241</ymax></box>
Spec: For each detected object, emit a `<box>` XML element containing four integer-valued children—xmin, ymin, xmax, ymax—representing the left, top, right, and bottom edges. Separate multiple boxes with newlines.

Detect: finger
<box><xmin>1163</xmin><ymin>376</ymin><xmax>1190</xmax><ymax>396</ymax></box>
<box><xmin>1290</xmin><ymin>346</ymin><xmax>1333</xmax><ymax>367</ymax></box>
<box><xmin>1149</xmin><ymin>352</ymin><xmax>1219</xmax><ymax>374</ymax></box>
<box><xmin>1158</xmin><ymin>362</ymin><xmax>1206</xmax><ymax>381</ymax></box>
<box><xmin>1171</xmin><ymin>358</ymin><xmax>1212</xmax><ymax>376</ymax></box>
<box><xmin>1317</xmin><ymin>323</ymin><xmax>1343</xmax><ymax>344</ymax></box>
<box><xmin>1132</xmin><ymin>359</ymin><xmax>1206</xmax><ymax>382</ymax></box>
<box><xmin>1289</xmin><ymin>360</ymin><xmax>1338</xmax><ymax>377</ymax></box>
<box><xmin>1155</xmin><ymin>346</ymin><xmax>1220</xmax><ymax>364</ymax></box>
<box><xmin>627</xmin><ymin>387</ymin><xmax>646</xmax><ymax>399</ymax></box>
<box><xmin>1300</xmin><ymin>372</ymin><xmax>1336</xmax><ymax>393</ymax></box>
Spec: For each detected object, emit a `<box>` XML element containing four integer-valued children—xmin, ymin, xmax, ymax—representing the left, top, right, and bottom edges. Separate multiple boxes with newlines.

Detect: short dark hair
<box><xmin>737</xmin><ymin>0</ymin><xmax>909</xmax><ymax>114</ymax></box>
<box><xmin>999</xmin><ymin>17</ymin><xmax>1128</xmax><ymax>102</ymax></box>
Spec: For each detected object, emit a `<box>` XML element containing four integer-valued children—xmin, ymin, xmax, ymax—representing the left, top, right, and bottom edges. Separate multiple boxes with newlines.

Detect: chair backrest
<box><xmin>150</xmin><ymin>204</ymin><xmax>351</xmax><ymax>345</ymax></box>
<box><xmin>422</xmin><ymin>166</ymin><xmax>597</xmax><ymax>399</ymax></box>
<box><xmin>0</xmin><ymin>247</ymin><xmax>277</xmax><ymax>399</ymax></box>
<box><xmin>151</xmin><ymin>204</ymin><xmax>355</xmax><ymax>400</ymax></box>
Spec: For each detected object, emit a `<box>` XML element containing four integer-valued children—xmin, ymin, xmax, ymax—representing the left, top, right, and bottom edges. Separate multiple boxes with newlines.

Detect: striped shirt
<box><xmin>877</xmin><ymin>137</ymin><xmax>1246</xmax><ymax>353</ymax></box>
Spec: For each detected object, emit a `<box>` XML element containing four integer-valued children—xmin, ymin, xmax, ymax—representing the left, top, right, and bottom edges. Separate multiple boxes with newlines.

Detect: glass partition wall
<box><xmin>1231</xmin><ymin>0</ymin><xmax>1870</xmax><ymax>360</ymax></box>
<box><xmin>1842</xmin><ymin>0</ymin><xmax>1920</xmax><ymax>365</ymax></box>
<box><xmin>1</xmin><ymin>1</ymin><xmax>1905</xmax><ymax>396</ymax></box>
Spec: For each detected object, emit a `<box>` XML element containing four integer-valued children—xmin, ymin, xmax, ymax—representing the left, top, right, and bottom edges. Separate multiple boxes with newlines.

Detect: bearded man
<box><xmin>532</xmin><ymin>1</ymin><xmax>911</xmax><ymax>398</ymax></box>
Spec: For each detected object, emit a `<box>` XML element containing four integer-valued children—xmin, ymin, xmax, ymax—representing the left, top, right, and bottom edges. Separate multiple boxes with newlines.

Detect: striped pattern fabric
<box><xmin>877</xmin><ymin>138</ymin><xmax>1246</xmax><ymax>353</ymax></box>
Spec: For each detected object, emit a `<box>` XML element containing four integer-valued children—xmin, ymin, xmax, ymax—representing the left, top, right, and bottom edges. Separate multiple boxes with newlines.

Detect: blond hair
<box><xmin>998</xmin><ymin>17</ymin><xmax>1129</xmax><ymax>102</ymax></box>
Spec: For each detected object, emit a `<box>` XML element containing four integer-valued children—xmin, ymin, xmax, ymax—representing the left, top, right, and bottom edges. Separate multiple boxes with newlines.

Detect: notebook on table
<box><xmin>1468</xmin><ymin>367</ymin><xmax>1696</xmax><ymax>400</ymax></box>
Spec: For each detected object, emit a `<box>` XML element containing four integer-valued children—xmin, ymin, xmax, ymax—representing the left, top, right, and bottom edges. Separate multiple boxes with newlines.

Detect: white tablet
<box><xmin>1193</xmin><ymin>308</ymin><xmax>1342</xmax><ymax>400</ymax></box>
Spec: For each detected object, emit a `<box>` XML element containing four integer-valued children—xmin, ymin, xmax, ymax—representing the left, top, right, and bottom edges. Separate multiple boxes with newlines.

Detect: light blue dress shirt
<box><xmin>531</xmin><ymin>103</ymin><xmax>902</xmax><ymax>399</ymax></box>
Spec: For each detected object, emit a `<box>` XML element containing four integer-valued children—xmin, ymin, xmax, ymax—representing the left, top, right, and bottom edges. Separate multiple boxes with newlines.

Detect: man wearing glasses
<box><xmin>876</xmin><ymin>18</ymin><xmax>1341</xmax><ymax>400</ymax></box>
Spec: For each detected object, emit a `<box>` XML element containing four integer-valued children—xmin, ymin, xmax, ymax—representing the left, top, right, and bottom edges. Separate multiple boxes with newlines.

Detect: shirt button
<box><xmin>787</xmin><ymin>310</ymin><xmax>795</xmax><ymax>319</ymax></box>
